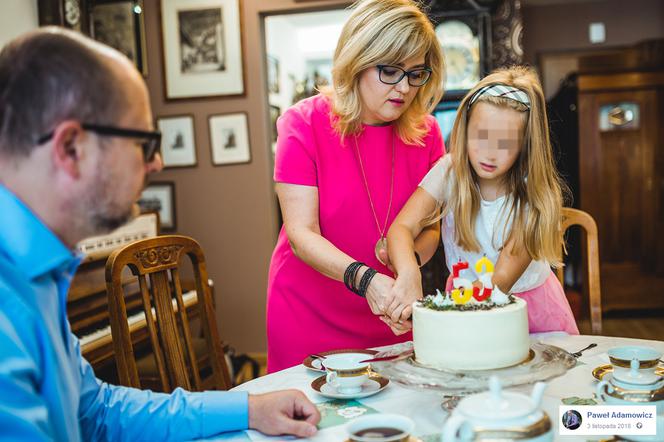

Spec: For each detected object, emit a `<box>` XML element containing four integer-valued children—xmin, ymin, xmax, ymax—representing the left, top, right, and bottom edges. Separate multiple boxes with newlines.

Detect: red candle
<box><xmin>452</xmin><ymin>260</ymin><xmax>469</xmax><ymax>278</ymax></box>
<box><xmin>473</xmin><ymin>286</ymin><xmax>492</xmax><ymax>302</ymax></box>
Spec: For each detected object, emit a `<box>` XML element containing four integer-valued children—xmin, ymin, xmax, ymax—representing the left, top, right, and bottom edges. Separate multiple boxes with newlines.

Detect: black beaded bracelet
<box><xmin>357</xmin><ymin>267</ymin><xmax>378</xmax><ymax>298</ymax></box>
<box><xmin>344</xmin><ymin>261</ymin><xmax>365</xmax><ymax>292</ymax></box>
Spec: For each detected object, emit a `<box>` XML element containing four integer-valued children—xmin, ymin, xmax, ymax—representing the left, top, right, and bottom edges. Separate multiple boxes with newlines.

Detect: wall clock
<box><xmin>435</xmin><ymin>20</ymin><xmax>480</xmax><ymax>91</ymax></box>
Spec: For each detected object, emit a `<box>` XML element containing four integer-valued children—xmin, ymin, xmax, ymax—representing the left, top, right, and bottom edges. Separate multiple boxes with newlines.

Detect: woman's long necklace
<box><xmin>354</xmin><ymin>128</ymin><xmax>395</xmax><ymax>266</ymax></box>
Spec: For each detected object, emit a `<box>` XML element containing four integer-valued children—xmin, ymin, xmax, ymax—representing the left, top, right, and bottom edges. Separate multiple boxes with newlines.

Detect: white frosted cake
<box><xmin>412</xmin><ymin>295</ymin><xmax>530</xmax><ymax>371</ymax></box>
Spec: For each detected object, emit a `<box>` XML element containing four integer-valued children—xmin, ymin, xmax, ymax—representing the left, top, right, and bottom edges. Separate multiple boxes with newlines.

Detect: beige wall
<box><xmin>142</xmin><ymin>0</ymin><xmax>349</xmax><ymax>353</ymax></box>
<box><xmin>522</xmin><ymin>0</ymin><xmax>664</xmax><ymax>64</ymax></box>
<box><xmin>0</xmin><ymin>0</ymin><xmax>38</xmax><ymax>48</ymax></box>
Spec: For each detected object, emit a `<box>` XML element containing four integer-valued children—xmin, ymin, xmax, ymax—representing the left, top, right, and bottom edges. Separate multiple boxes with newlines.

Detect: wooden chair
<box><xmin>105</xmin><ymin>235</ymin><xmax>232</xmax><ymax>392</ymax></box>
<box><xmin>556</xmin><ymin>208</ymin><xmax>603</xmax><ymax>335</ymax></box>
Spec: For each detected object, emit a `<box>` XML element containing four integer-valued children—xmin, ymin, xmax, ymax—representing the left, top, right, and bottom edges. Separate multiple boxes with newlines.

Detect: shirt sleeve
<box><xmin>273</xmin><ymin>103</ymin><xmax>318</xmax><ymax>186</ymax></box>
<box><xmin>0</xmin><ymin>300</ymin><xmax>53</xmax><ymax>441</ymax></box>
<box><xmin>76</xmin><ymin>335</ymin><xmax>249</xmax><ymax>441</ymax></box>
<box><xmin>419</xmin><ymin>155</ymin><xmax>452</xmax><ymax>204</ymax></box>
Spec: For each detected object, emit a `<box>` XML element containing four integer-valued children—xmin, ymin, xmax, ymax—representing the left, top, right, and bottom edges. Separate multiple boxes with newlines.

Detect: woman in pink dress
<box><xmin>266</xmin><ymin>0</ymin><xmax>446</xmax><ymax>372</ymax></box>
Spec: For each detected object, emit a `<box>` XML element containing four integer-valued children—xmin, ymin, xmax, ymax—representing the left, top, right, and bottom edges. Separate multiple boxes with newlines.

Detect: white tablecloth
<box><xmin>204</xmin><ymin>333</ymin><xmax>664</xmax><ymax>442</ymax></box>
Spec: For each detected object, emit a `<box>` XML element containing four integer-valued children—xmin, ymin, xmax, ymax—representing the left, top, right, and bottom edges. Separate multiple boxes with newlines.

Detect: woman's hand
<box><xmin>385</xmin><ymin>270</ymin><xmax>422</xmax><ymax>323</ymax></box>
<box><xmin>380</xmin><ymin>316</ymin><xmax>413</xmax><ymax>335</ymax></box>
<box><xmin>363</xmin><ymin>271</ymin><xmax>396</xmax><ymax>315</ymax></box>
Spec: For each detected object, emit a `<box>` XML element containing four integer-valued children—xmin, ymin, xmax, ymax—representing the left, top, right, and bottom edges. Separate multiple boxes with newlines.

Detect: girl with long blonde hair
<box><xmin>384</xmin><ymin>66</ymin><xmax>579</xmax><ymax>335</ymax></box>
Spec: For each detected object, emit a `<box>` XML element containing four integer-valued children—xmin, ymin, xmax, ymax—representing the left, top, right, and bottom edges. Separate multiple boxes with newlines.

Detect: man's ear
<box><xmin>50</xmin><ymin>120</ymin><xmax>86</xmax><ymax>179</ymax></box>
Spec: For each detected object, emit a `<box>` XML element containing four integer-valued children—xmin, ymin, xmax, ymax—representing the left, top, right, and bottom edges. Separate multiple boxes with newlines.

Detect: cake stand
<box><xmin>371</xmin><ymin>339</ymin><xmax>576</xmax><ymax>399</ymax></box>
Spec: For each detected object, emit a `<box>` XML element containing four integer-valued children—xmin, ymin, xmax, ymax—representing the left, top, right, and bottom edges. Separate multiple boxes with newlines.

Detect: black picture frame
<box><xmin>37</xmin><ymin>0</ymin><xmax>148</xmax><ymax>76</ymax></box>
<box><xmin>89</xmin><ymin>0</ymin><xmax>148</xmax><ymax>75</ymax></box>
<box><xmin>38</xmin><ymin>0</ymin><xmax>90</xmax><ymax>32</ymax></box>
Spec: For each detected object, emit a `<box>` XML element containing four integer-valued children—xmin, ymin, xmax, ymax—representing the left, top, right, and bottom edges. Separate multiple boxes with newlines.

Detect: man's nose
<box><xmin>145</xmin><ymin>152</ymin><xmax>163</xmax><ymax>174</ymax></box>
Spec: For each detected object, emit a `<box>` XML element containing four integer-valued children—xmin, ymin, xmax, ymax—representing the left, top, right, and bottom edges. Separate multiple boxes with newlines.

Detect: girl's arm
<box><xmin>385</xmin><ymin>187</ymin><xmax>440</xmax><ymax>323</ymax></box>
<box><xmin>493</xmin><ymin>234</ymin><xmax>533</xmax><ymax>293</ymax></box>
<box><xmin>276</xmin><ymin>183</ymin><xmax>395</xmax><ymax>315</ymax></box>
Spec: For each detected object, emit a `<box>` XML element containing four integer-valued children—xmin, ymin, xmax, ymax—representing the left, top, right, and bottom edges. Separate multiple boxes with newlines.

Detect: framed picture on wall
<box><xmin>160</xmin><ymin>0</ymin><xmax>244</xmax><ymax>99</ymax></box>
<box><xmin>157</xmin><ymin>115</ymin><xmax>197</xmax><ymax>168</ymax></box>
<box><xmin>209</xmin><ymin>112</ymin><xmax>251</xmax><ymax>166</ymax></box>
<box><xmin>137</xmin><ymin>181</ymin><xmax>176</xmax><ymax>231</ymax></box>
<box><xmin>267</xmin><ymin>55</ymin><xmax>279</xmax><ymax>93</ymax></box>
<box><xmin>89</xmin><ymin>0</ymin><xmax>148</xmax><ymax>75</ymax></box>
<box><xmin>269</xmin><ymin>104</ymin><xmax>280</xmax><ymax>153</ymax></box>
<box><xmin>37</xmin><ymin>0</ymin><xmax>90</xmax><ymax>32</ymax></box>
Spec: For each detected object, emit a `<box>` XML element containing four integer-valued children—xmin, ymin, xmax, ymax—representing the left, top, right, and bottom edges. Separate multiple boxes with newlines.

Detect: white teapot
<box><xmin>442</xmin><ymin>376</ymin><xmax>552</xmax><ymax>441</ymax></box>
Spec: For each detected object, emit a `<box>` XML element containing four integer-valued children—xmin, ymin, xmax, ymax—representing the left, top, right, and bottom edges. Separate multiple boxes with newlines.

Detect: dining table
<box><xmin>202</xmin><ymin>332</ymin><xmax>664</xmax><ymax>442</ymax></box>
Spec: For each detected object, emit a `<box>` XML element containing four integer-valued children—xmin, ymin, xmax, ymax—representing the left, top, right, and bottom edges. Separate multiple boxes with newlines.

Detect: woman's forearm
<box><xmin>286</xmin><ymin>228</ymin><xmax>358</xmax><ymax>282</ymax></box>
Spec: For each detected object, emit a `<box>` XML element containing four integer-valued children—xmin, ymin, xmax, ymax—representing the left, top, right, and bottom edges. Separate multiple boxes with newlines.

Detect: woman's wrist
<box><xmin>345</xmin><ymin>262</ymin><xmax>376</xmax><ymax>298</ymax></box>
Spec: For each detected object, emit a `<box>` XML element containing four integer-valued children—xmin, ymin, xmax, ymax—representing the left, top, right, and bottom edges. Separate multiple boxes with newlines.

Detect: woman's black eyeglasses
<box><xmin>376</xmin><ymin>65</ymin><xmax>432</xmax><ymax>87</ymax></box>
<box><xmin>37</xmin><ymin>123</ymin><xmax>162</xmax><ymax>163</ymax></box>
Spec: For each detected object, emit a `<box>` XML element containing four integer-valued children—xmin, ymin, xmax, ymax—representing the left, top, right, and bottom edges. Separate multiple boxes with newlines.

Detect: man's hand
<box><xmin>248</xmin><ymin>390</ymin><xmax>320</xmax><ymax>438</ymax></box>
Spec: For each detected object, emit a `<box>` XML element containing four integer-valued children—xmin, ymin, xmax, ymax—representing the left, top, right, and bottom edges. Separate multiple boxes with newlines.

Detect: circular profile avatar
<box><xmin>562</xmin><ymin>409</ymin><xmax>582</xmax><ymax>430</ymax></box>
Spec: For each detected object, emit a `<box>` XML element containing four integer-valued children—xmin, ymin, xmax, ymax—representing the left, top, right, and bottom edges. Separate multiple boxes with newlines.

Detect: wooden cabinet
<box><xmin>578</xmin><ymin>46</ymin><xmax>664</xmax><ymax>312</ymax></box>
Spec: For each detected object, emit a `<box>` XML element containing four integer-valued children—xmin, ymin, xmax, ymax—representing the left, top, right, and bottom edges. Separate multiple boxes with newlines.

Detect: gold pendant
<box><xmin>374</xmin><ymin>236</ymin><xmax>388</xmax><ymax>265</ymax></box>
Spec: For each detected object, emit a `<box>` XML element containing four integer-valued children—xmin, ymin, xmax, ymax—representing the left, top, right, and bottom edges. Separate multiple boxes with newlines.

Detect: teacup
<box><xmin>324</xmin><ymin>354</ymin><xmax>370</xmax><ymax>394</ymax></box>
<box><xmin>608</xmin><ymin>346</ymin><xmax>663</xmax><ymax>384</ymax></box>
<box><xmin>347</xmin><ymin>414</ymin><xmax>414</xmax><ymax>442</ymax></box>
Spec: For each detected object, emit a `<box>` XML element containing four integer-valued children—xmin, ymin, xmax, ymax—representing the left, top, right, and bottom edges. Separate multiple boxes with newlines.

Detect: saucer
<box><xmin>303</xmin><ymin>349</ymin><xmax>377</xmax><ymax>373</ymax></box>
<box><xmin>311</xmin><ymin>374</ymin><xmax>389</xmax><ymax>399</ymax></box>
<box><xmin>592</xmin><ymin>364</ymin><xmax>664</xmax><ymax>383</ymax></box>
<box><xmin>344</xmin><ymin>437</ymin><xmax>422</xmax><ymax>442</ymax></box>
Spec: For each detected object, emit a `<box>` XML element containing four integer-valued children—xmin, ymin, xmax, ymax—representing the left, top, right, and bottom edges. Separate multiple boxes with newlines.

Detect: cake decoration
<box><xmin>421</xmin><ymin>257</ymin><xmax>514</xmax><ymax>311</ymax></box>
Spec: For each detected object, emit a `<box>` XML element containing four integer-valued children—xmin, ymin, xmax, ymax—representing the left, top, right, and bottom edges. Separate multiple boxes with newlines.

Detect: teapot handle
<box><xmin>596</xmin><ymin>380</ymin><xmax>612</xmax><ymax>402</ymax></box>
<box><xmin>442</xmin><ymin>414</ymin><xmax>471</xmax><ymax>442</ymax></box>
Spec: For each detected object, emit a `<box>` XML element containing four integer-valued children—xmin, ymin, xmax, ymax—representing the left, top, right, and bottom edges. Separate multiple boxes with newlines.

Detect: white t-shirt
<box><xmin>419</xmin><ymin>155</ymin><xmax>550</xmax><ymax>293</ymax></box>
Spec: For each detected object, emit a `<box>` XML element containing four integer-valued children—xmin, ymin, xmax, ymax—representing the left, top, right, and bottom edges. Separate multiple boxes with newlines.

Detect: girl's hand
<box><xmin>385</xmin><ymin>270</ymin><xmax>422</xmax><ymax>323</ymax></box>
<box><xmin>364</xmin><ymin>272</ymin><xmax>396</xmax><ymax>315</ymax></box>
<box><xmin>380</xmin><ymin>315</ymin><xmax>413</xmax><ymax>335</ymax></box>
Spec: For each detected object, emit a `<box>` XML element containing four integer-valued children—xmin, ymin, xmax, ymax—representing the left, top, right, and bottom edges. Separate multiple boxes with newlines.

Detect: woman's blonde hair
<box><xmin>321</xmin><ymin>0</ymin><xmax>444</xmax><ymax>146</ymax></box>
<box><xmin>440</xmin><ymin>66</ymin><xmax>568</xmax><ymax>266</ymax></box>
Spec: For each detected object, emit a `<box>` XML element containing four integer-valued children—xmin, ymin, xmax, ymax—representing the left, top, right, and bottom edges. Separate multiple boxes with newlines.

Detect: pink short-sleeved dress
<box><xmin>267</xmin><ymin>95</ymin><xmax>444</xmax><ymax>372</ymax></box>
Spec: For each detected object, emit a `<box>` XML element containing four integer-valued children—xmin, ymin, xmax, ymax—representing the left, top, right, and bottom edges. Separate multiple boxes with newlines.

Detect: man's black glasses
<box><xmin>37</xmin><ymin>123</ymin><xmax>162</xmax><ymax>162</ymax></box>
<box><xmin>376</xmin><ymin>65</ymin><xmax>432</xmax><ymax>87</ymax></box>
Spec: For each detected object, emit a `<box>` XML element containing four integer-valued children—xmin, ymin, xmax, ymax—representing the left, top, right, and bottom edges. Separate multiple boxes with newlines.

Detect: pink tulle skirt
<box><xmin>446</xmin><ymin>271</ymin><xmax>579</xmax><ymax>335</ymax></box>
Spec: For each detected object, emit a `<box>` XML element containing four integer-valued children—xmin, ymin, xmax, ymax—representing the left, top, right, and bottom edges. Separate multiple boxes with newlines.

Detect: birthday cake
<box><xmin>412</xmin><ymin>257</ymin><xmax>530</xmax><ymax>370</ymax></box>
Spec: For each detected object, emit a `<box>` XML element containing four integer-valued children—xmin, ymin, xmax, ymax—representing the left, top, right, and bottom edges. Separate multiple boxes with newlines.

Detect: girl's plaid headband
<box><xmin>467</xmin><ymin>83</ymin><xmax>531</xmax><ymax>110</ymax></box>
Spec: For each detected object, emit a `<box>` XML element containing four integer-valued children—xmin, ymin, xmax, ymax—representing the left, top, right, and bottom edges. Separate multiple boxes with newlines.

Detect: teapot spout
<box><xmin>530</xmin><ymin>382</ymin><xmax>547</xmax><ymax>407</ymax></box>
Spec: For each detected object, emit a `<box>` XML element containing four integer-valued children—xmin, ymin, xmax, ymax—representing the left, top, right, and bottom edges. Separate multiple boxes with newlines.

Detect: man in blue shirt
<box><xmin>0</xmin><ymin>28</ymin><xmax>320</xmax><ymax>441</ymax></box>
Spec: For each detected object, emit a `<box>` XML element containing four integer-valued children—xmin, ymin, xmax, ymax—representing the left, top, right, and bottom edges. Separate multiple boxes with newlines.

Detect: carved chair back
<box><xmin>105</xmin><ymin>235</ymin><xmax>231</xmax><ymax>391</ymax></box>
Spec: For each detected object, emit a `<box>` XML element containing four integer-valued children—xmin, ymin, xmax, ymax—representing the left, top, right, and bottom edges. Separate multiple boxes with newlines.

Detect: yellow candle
<box><xmin>452</xmin><ymin>277</ymin><xmax>473</xmax><ymax>304</ymax></box>
<box><xmin>475</xmin><ymin>256</ymin><xmax>494</xmax><ymax>274</ymax></box>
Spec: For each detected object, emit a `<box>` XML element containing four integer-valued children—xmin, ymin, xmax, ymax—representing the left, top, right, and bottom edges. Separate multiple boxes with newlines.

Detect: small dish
<box><xmin>593</xmin><ymin>364</ymin><xmax>664</xmax><ymax>382</ymax></box>
<box><xmin>344</xmin><ymin>438</ymin><xmax>422</xmax><ymax>442</ymax></box>
<box><xmin>311</xmin><ymin>373</ymin><xmax>389</xmax><ymax>399</ymax></box>
<box><xmin>303</xmin><ymin>349</ymin><xmax>377</xmax><ymax>372</ymax></box>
